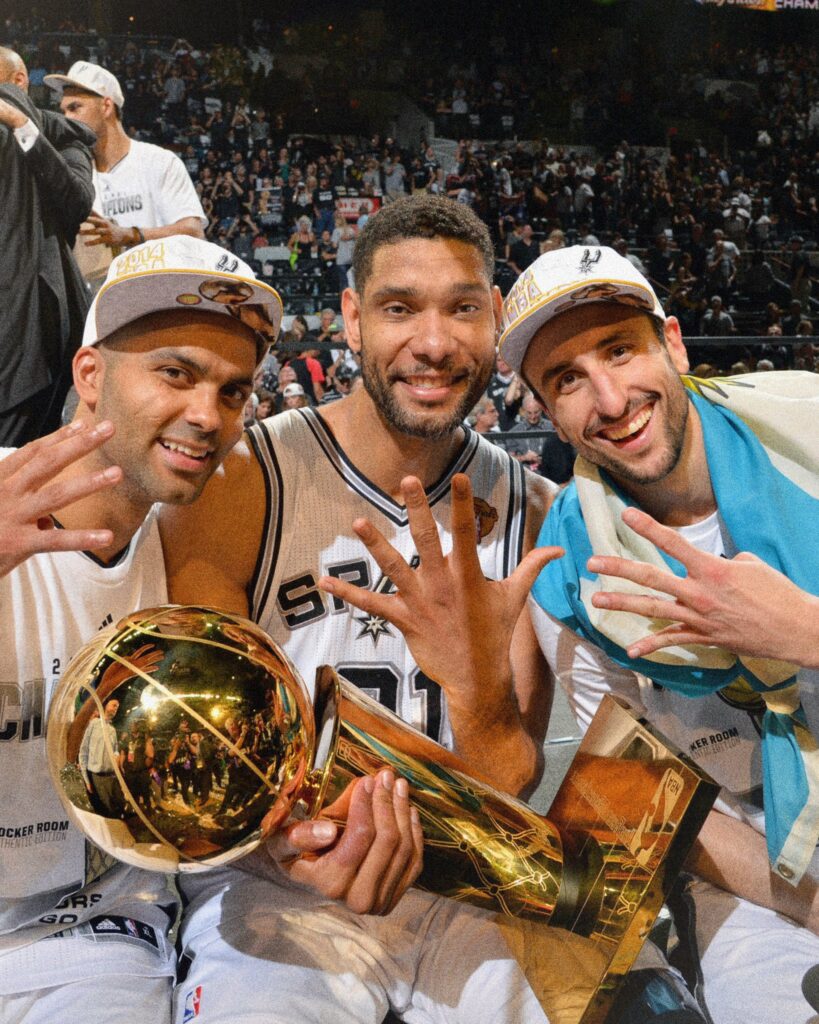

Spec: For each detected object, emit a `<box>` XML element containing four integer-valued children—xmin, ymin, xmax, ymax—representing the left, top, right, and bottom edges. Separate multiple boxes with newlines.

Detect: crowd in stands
<box><xmin>3</xmin><ymin>11</ymin><xmax>817</xmax><ymax>474</ymax></box>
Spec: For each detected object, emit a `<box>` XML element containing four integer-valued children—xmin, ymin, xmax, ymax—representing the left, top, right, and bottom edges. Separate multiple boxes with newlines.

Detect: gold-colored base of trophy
<box><xmin>47</xmin><ymin>606</ymin><xmax>718</xmax><ymax>1023</ymax></box>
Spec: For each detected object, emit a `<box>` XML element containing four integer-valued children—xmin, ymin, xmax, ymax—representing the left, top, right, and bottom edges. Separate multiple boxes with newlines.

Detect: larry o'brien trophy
<box><xmin>47</xmin><ymin>606</ymin><xmax>718</xmax><ymax>1023</ymax></box>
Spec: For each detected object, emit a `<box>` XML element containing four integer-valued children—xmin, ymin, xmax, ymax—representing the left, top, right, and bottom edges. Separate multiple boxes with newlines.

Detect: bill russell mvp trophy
<box><xmin>47</xmin><ymin>605</ymin><xmax>718</xmax><ymax>1023</ymax></box>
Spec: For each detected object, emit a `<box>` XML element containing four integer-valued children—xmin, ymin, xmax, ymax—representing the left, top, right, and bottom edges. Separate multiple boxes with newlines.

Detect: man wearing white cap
<box><xmin>499</xmin><ymin>245</ymin><xmax>819</xmax><ymax>1023</ymax></box>
<box><xmin>44</xmin><ymin>61</ymin><xmax>206</xmax><ymax>275</ymax></box>
<box><xmin>0</xmin><ymin>236</ymin><xmax>280</xmax><ymax>1024</ymax></box>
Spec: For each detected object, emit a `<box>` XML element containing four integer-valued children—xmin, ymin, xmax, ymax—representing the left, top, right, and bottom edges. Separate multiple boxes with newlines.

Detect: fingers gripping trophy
<box><xmin>48</xmin><ymin>605</ymin><xmax>717</xmax><ymax>1024</ymax></box>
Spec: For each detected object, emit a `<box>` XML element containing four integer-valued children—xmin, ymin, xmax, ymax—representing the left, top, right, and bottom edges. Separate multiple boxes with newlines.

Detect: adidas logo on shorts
<box><xmin>93</xmin><ymin>918</ymin><xmax>119</xmax><ymax>931</ymax></box>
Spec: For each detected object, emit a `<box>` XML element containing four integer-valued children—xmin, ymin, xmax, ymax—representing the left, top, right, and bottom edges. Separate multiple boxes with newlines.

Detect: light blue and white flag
<box><xmin>533</xmin><ymin>372</ymin><xmax>819</xmax><ymax>883</ymax></box>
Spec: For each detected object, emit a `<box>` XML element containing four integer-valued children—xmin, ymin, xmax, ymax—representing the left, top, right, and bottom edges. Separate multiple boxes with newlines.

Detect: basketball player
<box><xmin>162</xmin><ymin>195</ymin><xmax>560</xmax><ymax>1024</ymax></box>
<box><xmin>0</xmin><ymin>235</ymin><xmax>280</xmax><ymax>1024</ymax></box>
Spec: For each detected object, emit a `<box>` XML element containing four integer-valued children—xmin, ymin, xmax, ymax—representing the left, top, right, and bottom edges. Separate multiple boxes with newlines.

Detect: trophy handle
<box><xmin>308</xmin><ymin>667</ymin><xmax>605</xmax><ymax>930</ymax></box>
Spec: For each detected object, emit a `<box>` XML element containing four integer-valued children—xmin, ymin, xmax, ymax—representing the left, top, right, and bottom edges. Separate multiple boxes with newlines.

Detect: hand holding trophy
<box><xmin>48</xmin><ymin>604</ymin><xmax>717</xmax><ymax>1023</ymax></box>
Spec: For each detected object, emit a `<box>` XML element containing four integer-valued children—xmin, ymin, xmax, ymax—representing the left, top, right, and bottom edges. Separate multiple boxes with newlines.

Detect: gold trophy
<box><xmin>47</xmin><ymin>605</ymin><xmax>718</xmax><ymax>1023</ymax></box>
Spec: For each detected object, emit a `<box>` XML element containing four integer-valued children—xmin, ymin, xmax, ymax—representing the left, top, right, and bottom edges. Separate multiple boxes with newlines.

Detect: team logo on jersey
<box><xmin>473</xmin><ymin>498</ymin><xmax>498</xmax><ymax>541</ymax></box>
<box><xmin>355</xmin><ymin>612</ymin><xmax>394</xmax><ymax>645</ymax></box>
<box><xmin>183</xmin><ymin>986</ymin><xmax>202</xmax><ymax>1021</ymax></box>
<box><xmin>354</xmin><ymin>570</ymin><xmax>398</xmax><ymax>646</ymax></box>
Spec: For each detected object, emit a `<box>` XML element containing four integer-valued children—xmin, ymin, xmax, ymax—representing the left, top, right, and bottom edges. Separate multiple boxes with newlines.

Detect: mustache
<box><xmin>585</xmin><ymin>393</ymin><xmax>658</xmax><ymax>438</ymax></box>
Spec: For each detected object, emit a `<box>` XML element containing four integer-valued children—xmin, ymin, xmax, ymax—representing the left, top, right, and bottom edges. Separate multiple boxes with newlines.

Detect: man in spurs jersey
<box><xmin>162</xmin><ymin>196</ymin><xmax>560</xmax><ymax>1024</ymax></box>
<box><xmin>0</xmin><ymin>235</ymin><xmax>281</xmax><ymax>1024</ymax></box>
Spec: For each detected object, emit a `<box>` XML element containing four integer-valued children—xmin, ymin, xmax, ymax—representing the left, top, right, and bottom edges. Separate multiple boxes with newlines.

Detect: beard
<box><xmin>359</xmin><ymin>337</ymin><xmax>493</xmax><ymax>441</ymax></box>
<box><xmin>576</xmin><ymin>380</ymin><xmax>690</xmax><ymax>487</ymax></box>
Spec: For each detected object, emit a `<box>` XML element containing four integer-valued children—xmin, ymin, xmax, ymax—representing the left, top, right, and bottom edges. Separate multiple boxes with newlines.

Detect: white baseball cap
<box><xmin>499</xmin><ymin>245</ymin><xmax>666</xmax><ymax>374</ymax></box>
<box><xmin>83</xmin><ymin>235</ymin><xmax>283</xmax><ymax>360</ymax></box>
<box><xmin>45</xmin><ymin>61</ymin><xmax>125</xmax><ymax>109</ymax></box>
<box><xmin>282</xmin><ymin>383</ymin><xmax>305</xmax><ymax>398</ymax></box>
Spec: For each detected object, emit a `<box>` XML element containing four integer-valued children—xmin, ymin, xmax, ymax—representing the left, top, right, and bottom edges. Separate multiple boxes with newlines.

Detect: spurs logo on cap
<box><xmin>578</xmin><ymin>248</ymin><xmax>602</xmax><ymax>275</ymax></box>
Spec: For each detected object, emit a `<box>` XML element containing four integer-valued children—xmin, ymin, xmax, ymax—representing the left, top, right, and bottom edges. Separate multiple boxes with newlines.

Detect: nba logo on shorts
<box><xmin>183</xmin><ymin>985</ymin><xmax>202</xmax><ymax>1021</ymax></box>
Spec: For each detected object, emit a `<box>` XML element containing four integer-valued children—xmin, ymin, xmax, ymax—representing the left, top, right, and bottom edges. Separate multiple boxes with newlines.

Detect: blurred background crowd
<box><xmin>2</xmin><ymin>0</ymin><xmax>816</xmax><ymax>480</ymax></box>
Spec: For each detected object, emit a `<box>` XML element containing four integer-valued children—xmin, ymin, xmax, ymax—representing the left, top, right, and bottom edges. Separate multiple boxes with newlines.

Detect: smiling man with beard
<box><xmin>499</xmin><ymin>245</ymin><xmax>819</xmax><ymax>1024</ymax></box>
<box><xmin>161</xmin><ymin>195</ymin><xmax>558</xmax><ymax>1024</ymax></box>
<box><xmin>0</xmin><ymin>236</ymin><xmax>281</xmax><ymax>1024</ymax></box>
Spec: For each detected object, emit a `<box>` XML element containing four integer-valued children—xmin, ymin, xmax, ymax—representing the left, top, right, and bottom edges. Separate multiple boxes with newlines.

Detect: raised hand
<box><xmin>265</xmin><ymin>769</ymin><xmax>423</xmax><ymax>915</ymax></box>
<box><xmin>317</xmin><ymin>473</ymin><xmax>562</xmax><ymax>718</ymax></box>
<box><xmin>588</xmin><ymin>506</ymin><xmax>819</xmax><ymax>667</ymax></box>
<box><xmin>0</xmin><ymin>97</ymin><xmax>27</xmax><ymax>129</ymax></box>
<box><xmin>0</xmin><ymin>420</ymin><xmax>121</xmax><ymax>579</ymax></box>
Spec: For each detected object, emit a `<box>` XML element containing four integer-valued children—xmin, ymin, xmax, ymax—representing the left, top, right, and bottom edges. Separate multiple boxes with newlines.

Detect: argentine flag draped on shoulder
<box><xmin>533</xmin><ymin>370</ymin><xmax>819</xmax><ymax>885</ymax></box>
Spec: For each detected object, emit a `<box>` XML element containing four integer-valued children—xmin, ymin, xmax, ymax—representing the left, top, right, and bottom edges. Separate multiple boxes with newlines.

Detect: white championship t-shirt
<box><xmin>93</xmin><ymin>139</ymin><xmax>206</xmax><ymax>231</ymax></box>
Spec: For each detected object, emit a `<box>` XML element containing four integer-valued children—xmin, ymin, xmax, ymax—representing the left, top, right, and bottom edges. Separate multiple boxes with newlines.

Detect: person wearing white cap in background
<box><xmin>500</xmin><ymin>245</ymin><xmax>819</xmax><ymax>1024</ymax></box>
<box><xmin>0</xmin><ymin>236</ymin><xmax>280</xmax><ymax>1024</ymax></box>
<box><xmin>280</xmin><ymin>381</ymin><xmax>309</xmax><ymax>410</ymax></box>
<box><xmin>44</xmin><ymin>61</ymin><xmax>206</xmax><ymax>283</ymax></box>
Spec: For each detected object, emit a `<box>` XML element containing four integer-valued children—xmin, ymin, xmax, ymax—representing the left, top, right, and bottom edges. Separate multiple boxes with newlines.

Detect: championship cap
<box><xmin>499</xmin><ymin>245</ymin><xmax>666</xmax><ymax>374</ymax></box>
<box><xmin>82</xmin><ymin>235</ymin><xmax>283</xmax><ymax>361</ymax></box>
<box><xmin>45</xmin><ymin>61</ymin><xmax>125</xmax><ymax>109</ymax></box>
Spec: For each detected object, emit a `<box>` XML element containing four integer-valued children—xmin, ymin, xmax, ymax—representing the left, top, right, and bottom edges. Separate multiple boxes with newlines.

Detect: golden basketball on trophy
<box><xmin>48</xmin><ymin>605</ymin><xmax>718</xmax><ymax>1023</ymax></box>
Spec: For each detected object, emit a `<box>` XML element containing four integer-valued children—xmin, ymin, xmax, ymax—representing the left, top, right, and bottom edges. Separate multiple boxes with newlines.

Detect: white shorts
<box><xmin>1</xmin><ymin>973</ymin><xmax>171</xmax><ymax>1024</ymax></box>
<box><xmin>674</xmin><ymin>877</ymin><xmax>819</xmax><ymax>1024</ymax></box>
<box><xmin>175</xmin><ymin>871</ymin><xmax>550</xmax><ymax>1024</ymax></box>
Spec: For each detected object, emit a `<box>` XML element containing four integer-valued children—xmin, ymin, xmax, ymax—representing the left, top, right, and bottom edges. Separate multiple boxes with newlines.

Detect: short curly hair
<box><xmin>351</xmin><ymin>195</ymin><xmax>495</xmax><ymax>294</ymax></box>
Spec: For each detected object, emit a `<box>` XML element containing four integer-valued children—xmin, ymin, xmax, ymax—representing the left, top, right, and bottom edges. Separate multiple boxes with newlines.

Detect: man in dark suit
<box><xmin>0</xmin><ymin>48</ymin><xmax>96</xmax><ymax>446</ymax></box>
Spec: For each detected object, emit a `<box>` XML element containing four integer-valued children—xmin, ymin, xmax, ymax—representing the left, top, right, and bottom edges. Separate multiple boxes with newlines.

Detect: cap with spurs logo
<box><xmin>499</xmin><ymin>245</ymin><xmax>666</xmax><ymax>374</ymax></box>
<box><xmin>82</xmin><ymin>235</ymin><xmax>283</xmax><ymax>360</ymax></box>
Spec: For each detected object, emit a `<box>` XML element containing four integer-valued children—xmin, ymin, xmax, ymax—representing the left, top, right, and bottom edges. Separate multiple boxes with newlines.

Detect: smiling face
<box><xmin>342</xmin><ymin>237</ymin><xmax>500</xmax><ymax>440</ymax></box>
<box><xmin>522</xmin><ymin>303</ymin><xmax>691</xmax><ymax>489</ymax></box>
<box><xmin>77</xmin><ymin>310</ymin><xmax>257</xmax><ymax>509</ymax></box>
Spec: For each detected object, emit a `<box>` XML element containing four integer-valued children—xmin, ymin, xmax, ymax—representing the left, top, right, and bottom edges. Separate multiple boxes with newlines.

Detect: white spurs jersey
<box><xmin>246</xmin><ymin>409</ymin><xmax>528</xmax><ymax>750</ymax></box>
<box><xmin>0</xmin><ymin>492</ymin><xmax>175</xmax><ymax>983</ymax></box>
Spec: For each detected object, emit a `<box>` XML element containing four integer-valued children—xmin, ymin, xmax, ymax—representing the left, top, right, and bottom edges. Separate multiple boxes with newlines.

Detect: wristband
<box><xmin>132</xmin><ymin>227</ymin><xmax>146</xmax><ymax>246</ymax></box>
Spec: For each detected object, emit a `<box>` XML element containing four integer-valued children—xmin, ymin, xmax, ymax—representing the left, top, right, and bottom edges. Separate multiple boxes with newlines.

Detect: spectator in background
<box><xmin>646</xmin><ymin>232</ymin><xmax>673</xmax><ymax>290</ymax></box>
<box><xmin>287</xmin><ymin>215</ymin><xmax>314</xmax><ymax>266</ymax></box>
<box><xmin>742</xmin><ymin>250</ymin><xmax>777</xmax><ymax>309</ymax></box>
<box><xmin>467</xmin><ymin>395</ymin><xmax>500</xmax><ymax>434</ymax></box>
<box><xmin>254</xmin><ymin>390</ymin><xmax>275</xmax><ymax>421</ymax></box>
<box><xmin>312</xmin><ymin>172</ymin><xmax>336</xmax><ymax>235</ymax></box>
<box><xmin>281</xmin><ymin>382</ymin><xmax>310</xmax><ymax>410</ymax></box>
<box><xmin>318</xmin><ymin>364</ymin><xmax>356</xmax><ymax>405</ymax></box>
<box><xmin>0</xmin><ymin>47</ymin><xmax>95</xmax><ymax>446</ymax></box>
<box><xmin>789</xmin><ymin>235</ymin><xmax>812</xmax><ymax>308</ymax></box>
<box><xmin>507</xmin><ymin>223</ymin><xmax>539</xmax><ymax>275</ymax></box>
<box><xmin>272</xmin><ymin>364</ymin><xmax>298</xmax><ymax>413</ymax></box>
<box><xmin>782</xmin><ymin>300</ymin><xmax>805</xmax><ymax>338</ymax></box>
<box><xmin>383</xmin><ymin>152</ymin><xmax>407</xmax><ymax>201</ymax></box>
<box><xmin>486</xmin><ymin>356</ymin><xmax>524</xmax><ymax>430</ymax></box>
<box><xmin>706</xmin><ymin>233</ymin><xmax>738</xmax><ymax>300</ymax></box>
<box><xmin>701</xmin><ymin>295</ymin><xmax>735</xmax><ymax>337</ymax></box>
<box><xmin>332</xmin><ymin>209</ymin><xmax>356</xmax><ymax>292</ymax></box>
<box><xmin>46</xmin><ymin>61</ymin><xmax>206</xmax><ymax>267</ymax></box>
<box><xmin>503</xmin><ymin>394</ymin><xmax>545</xmax><ymax>473</ymax></box>
<box><xmin>722</xmin><ymin>197</ymin><xmax>749</xmax><ymax>249</ymax></box>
